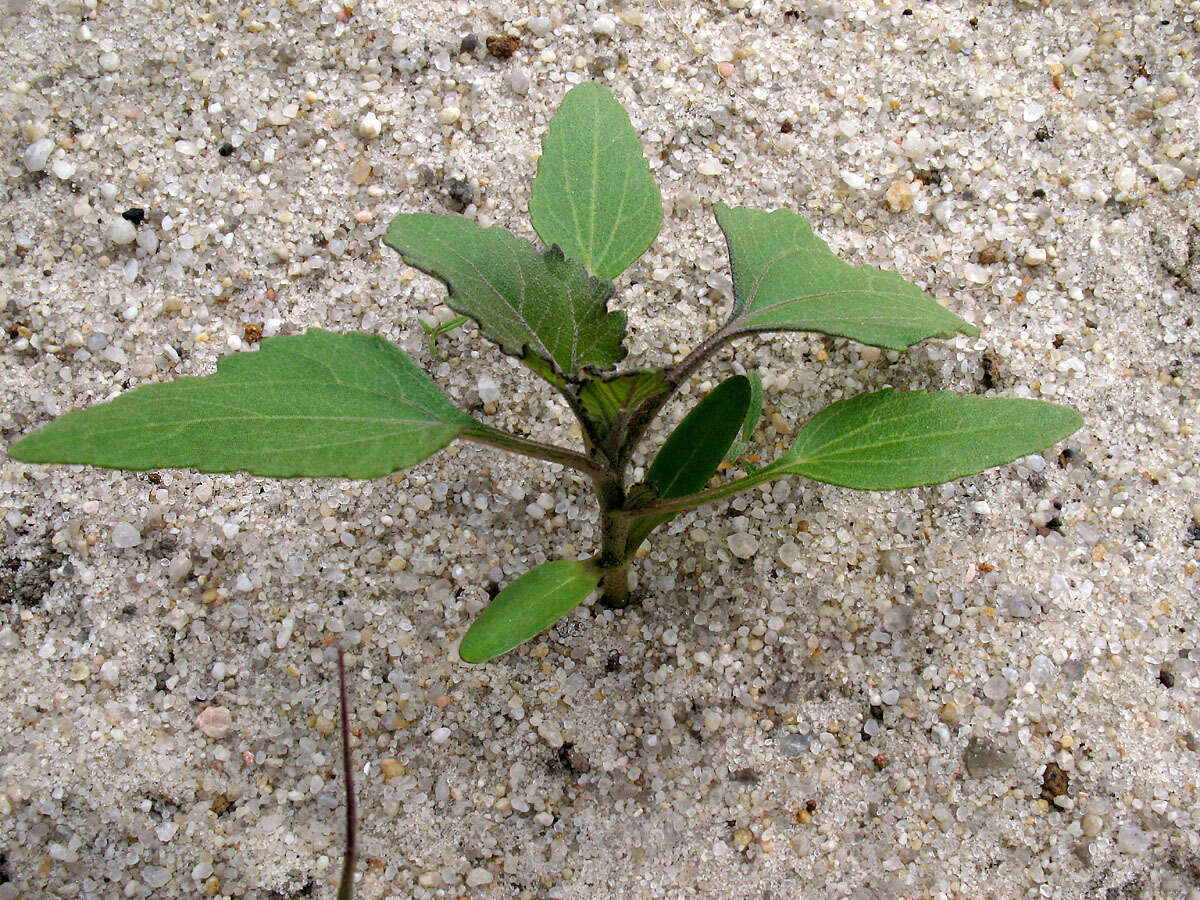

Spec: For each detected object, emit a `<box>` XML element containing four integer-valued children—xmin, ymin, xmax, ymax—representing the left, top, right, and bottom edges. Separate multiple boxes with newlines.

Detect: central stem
<box><xmin>594</xmin><ymin>476</ymin><xmax>632</xmax><ymax>608</ymax></box>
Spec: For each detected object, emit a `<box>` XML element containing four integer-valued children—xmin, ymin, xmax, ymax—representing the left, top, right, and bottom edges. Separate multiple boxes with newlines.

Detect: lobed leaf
<box><xmin>385</xmin><ymin>214</ymin><xmax>627</xmax><ymax>378</ymax></box>
<box><xmin>529</xmin><ymin>82</ymin><xmax>662</xmax><ymax>280</ymax></box>
<box><xmin>626</xmin><ymin>375</ymin><xmax>751</xmax><ymax>551</ymax></box>
<box><xmin>777</xmin><ymin>389</ymin><xmax>1083</xmax><ymax>490</ymax></box>
<box><xmin>459</xmin><ymin>559</ymin><xmax>601</xmax><ymax>663</ymax></box>
<box><xmin>715</xmin><ymin>204</ymin><xmax>979</xmax><ymax>350</ymax></box>
<box><xmin>7</xmin><ymin>330</ymin><xmax>475</xmax><ymax>479</ymax></box>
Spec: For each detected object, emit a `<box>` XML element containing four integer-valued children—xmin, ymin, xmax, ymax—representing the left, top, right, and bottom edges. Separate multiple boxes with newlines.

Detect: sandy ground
<box><xmin>1</xmin><ymin>1</ymin><xmax>1198</xmax><ymax>897</ymax></box>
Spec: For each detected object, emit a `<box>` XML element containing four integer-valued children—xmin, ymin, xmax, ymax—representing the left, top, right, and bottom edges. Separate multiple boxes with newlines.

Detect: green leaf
<box><xmin>626</xmin><ymin>375</ymin><xmax>752</xmax><ymax>550</ymax></box>
<box><xmin>715</xmin><ymin>204</ymin><xmax>979</xmax><ymax>350</ymax></box>
<box><xmin>724</xmin><ymin>370</ymin><xmax>764</xmax><ymax>463</ymax></box>
<box><xmin>529</xmin><ymin>82</ymin><xmax>662</xmax><ymax>280</ymax></box>
<box><xmin>459</xmin><ymin>559</ymin><xmax>601</xmax><ymax>663</ymax></box>
<box><xmin>419</xmin><ymin>314</ymin><xmax>469</xmax><ymax>358</ymax></box>
<box><xmin>8</xmin><ymin>330</ymin><xmax>476</xmax><ymax>479</ymax></box>
<box><xmin>777</xmin><ymin>389</ymin><xmax>1083</xmax><ymax>490</ymax></box>
<box><xmin>385</xmin><ymin>214</ymin><xmax>627</xmax><ymax>377</ymax></box>
<box><xmin>578</xmin><ymin>370</ymin><xmax>671</xmax><ymax>439</ymax></box>
<box><xmin>520</xmin><ymin>351</ymin><xmax>569</xmax><ymax>390</ymax></box>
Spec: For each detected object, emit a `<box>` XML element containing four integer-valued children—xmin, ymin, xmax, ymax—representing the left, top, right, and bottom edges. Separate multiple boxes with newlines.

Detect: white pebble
<box><xmin>99</xmin><ymin>659</ymin><xmax>121</xmax><ymax>685</ymax></box>
<box><xmin>1022</xmin><ymin>102</ymin><xmax>1045</xmax><ymax>123</ymax></box>
<box><xmin>901</xmin><ymin>129</ymin><xmax>930</xmax><ymax>159</ymax></box>
<box><xmin>142</xmin><ymin>867</ymin><xmax>170</xmax><ymax>889</ymax></box>
<box><xmin>477</xmin><ymin>376</ymin><xmax>501</xmax><ymax>404</ymax></box>
<box><xmin>51</xmin><ymin>158</ymin><xmax>76</xmax><ymax>180</ymax></box>
<box><xmin>99</xmin><ymin>51</ymin><xmax>120</xmax><ymax>72</ymax></box>
<box><xmin>168</xmin><ymin>554</ymin><xmax>192</xmax><ymax>583</ymax></box>
<box><xmin>509</xmin><ymin>68</ymin><xmax>531</xmax><ymax>96</ymax></box>
<box><xmin>48</xmin><ymin>843</ymin><xmax>78</xmax><ymax>863</ymax></box>
<box><xmin>1113</xmin><ymin>167</ymin><xmax>1136</xmax><ymax>196</ymax></box>
<box><xmin>276</xmin><ymin>618</ymin><xmax>294</xmax><ymax>649</ymax></box>
<box><xmin>697</xmin><ymin>160</ymin><xmax>724</xmax><ymax>177</ymax></box>
<box><xmin>108</xmin><ymin>218</ymin><xmax>138</xmax><ymax>247</ymax></box>
<box><xmin>431</xmin><ymin>726</ymin><xmax>452</xmax><ymax>744</ymax></box>
<box><xmin>437</xmin><ymin>106</ymin><xmax>461</xmax><ymax>125</ymax></box>
<box><xmin>466</xmin><ymin>868</ymin><xmax>493</xmax><ymax>887</ymax></box>
<box><xmin>358</xmin><ymin>112</ymin><xmax>382</xmax><ymax>140</ymax></box>
<box><xmin>1023</xmin><ymin>247</ymin><xmax>1048</xmax><ymax>267</ymax></box>
<box><xmin>111</xmin><ymin>521</ymin><xmax>141</xmax><ymax>548</ymax></box>
<box><xmin>840</xmin><ymin>170</ymin><xmax>867</xmax><ymax>191</ymax></box>
<box><xmin>1149</xmin><ymin>163</ymin><xmax>1185</xmax><ymax>192</ymax></box>
<box><xmin>21</xmin><ymin>138</ymin><xmax>54</xmax><ymax>173</ymax></box>
<box><xmin>527</xmin><ymin>16</ymin><xmax>552</xmax><ymax>36</ymax></box>
<box><xmin>983</xmin><ymin>674</ymin><xmax>1009</xmax><ymax>700</ymax></box>
<box><xmin>1065</xmin><ymin>46</ymin><xmax>1092</xmax><ymax>66</ymax></box>
<box><xmin>727</xmin><ymin>532</ymin><xmax>758</xmax><ymax>559</ymax></box>
<box><xmin>1116</xmin><ymin>824</ymin><xmax>1150</xmax><ymax>855</ymax></box>
<box><xmin>592</xmin><ymin>14</ymin><xmax>617</xmax><ymax>36</ymax></box>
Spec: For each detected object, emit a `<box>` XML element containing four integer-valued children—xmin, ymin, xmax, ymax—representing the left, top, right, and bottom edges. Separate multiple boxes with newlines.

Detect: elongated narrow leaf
<box><xmin>529</xmin><ymin>82</ymin><xmax>662</xmax><ymax>280</ymax></box>
<box><xmin>8</xmin><ymin>330</ymin><xmax>475</xmax><ymax>479</ymax></box>
<box><xmin>626</xmin><ymin>375</ymin><xmax>752</xmax><ymax>550</ymax></box>
<box><xmin>459</xmin><ymin>559</ymin><xmax>601</xmax><ymax>663</ymax></box>
<box><xmin>578</xmin><ymin>370</ymin><xmax>671</xmax><ymax>439</ymax></box>
<box><xmin>724</xmin><ymin>370</ymin><xmax>764</xmax><ymax>463</ymax></box>
<box><xmin>715</xmin><ymin>204</ymin><xmax>978</xmax><ymax>350</ymax></box>
<box><xmin>777</xmin><ymin>389</ymin><xmax>1082</xmax><ymax>490</ymax></box>
<box><xmin>385</xmin><ymin>214</ymin><xmax>627</xmax><ymax>377</ymax></box>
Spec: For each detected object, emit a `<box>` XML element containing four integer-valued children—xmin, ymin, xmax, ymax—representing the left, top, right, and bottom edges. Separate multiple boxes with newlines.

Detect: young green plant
<box><xmin>7</xmin><ymin>83</ymin><xmax>1081</xmax><ymax>663</ymax></box>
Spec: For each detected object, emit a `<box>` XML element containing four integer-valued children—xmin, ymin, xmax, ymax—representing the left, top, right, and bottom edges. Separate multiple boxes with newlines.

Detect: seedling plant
<box><xmin>9</xmin><ymin>83</ymin><xmax>1081</xmax><ymax>663</ymax></box>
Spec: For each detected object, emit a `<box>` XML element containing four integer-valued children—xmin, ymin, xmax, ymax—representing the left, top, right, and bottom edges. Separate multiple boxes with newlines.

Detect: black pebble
<box><xmin>121</xmin><ymin>207</ymin><xmax>145</xmax><ymax>226</ymax></box>
<box><xmin>446</xmin><ymin>179</ymin><xmax>474</xmax><ymax>212</ymax></box>
<box><xmin>459</xmin><ymin>33</ymin><xmax>478</xmax><ymax>54</ymax></box>
<box><xmin>218</xmin><ymin>142</ymin><xmax>235</xmax><ymax>157</ymax></box>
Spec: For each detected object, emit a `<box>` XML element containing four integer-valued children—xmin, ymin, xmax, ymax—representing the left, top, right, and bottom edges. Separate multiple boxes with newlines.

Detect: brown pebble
<box><xmin>486</xmin><ymin>34</ymin><xmax>520</xmax><ymax>60</ymax></box>
<box><xmin>1040</xmin><ymin>761</ymin><xmax>1070</xmax><ymax>801</ymax></box>
<box><xmin>242</xmin><ymin>322</ymin><xmax>263</xmax><ymax>344</ymax></box>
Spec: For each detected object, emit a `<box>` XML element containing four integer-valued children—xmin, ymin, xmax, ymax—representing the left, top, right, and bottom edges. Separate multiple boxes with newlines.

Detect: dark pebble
<box><xmin>218</xmin><ymin>142</ymin><xmax>235</xmax><ymax>157</ymax></box>
<box><xmin>486</xmin><ymin>34</ymin><xmax>520</xmax><ymax>60</ymax></box>
<box><xmin>459</xmin><ymin>33</ymin><xmax>478</xmax><ymax>54</ymax></box>
<box><xmin>1040</xmin><ymin>761</ymin><xmax>1070</xmax><ymax>801</ymax></box>
<box><xmin>121</xmin><ymin>207</ymin><xmax>145</xmax><ymax>226</ymax></box>
<box><xmin>446</xmin><ymin>179</ymin><xmax>474</xmax><ymax>212</ymax></box>
<box><xmin>1185</xmin><ymin>522</ymin><xmax>1200</xmax><ymax>548</ymax></box>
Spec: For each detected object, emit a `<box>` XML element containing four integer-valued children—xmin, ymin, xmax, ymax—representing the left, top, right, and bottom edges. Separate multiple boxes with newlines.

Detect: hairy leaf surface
<box><xmin>777</xmin><ymin>389</ymin><xmax>1082</xmax><ymax>489</ymax></box>
<box><xmin>385</xmin><ymin>214</ymin><xmax>627</xmax><ymax>377</ymax></box>
<box><xmin>716</xmin><ymin>205</ymin><xmax>978</xmax><ymax>350</ymax></box>
<box><xmin>8</xmin><ymin>330</ymin><xmax>474</xmax><ymax>479</ymax></box>
<box><xmin>529</xmin><ymin>82</ymin><xmax>662</xmax><ymax>280</ymax></box>
<box><xmin>459</xmin><ymin>560</ymin><xmax>601</xmax><ymax>663</ymax></box>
